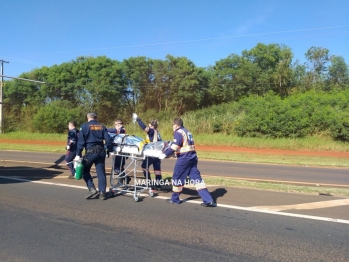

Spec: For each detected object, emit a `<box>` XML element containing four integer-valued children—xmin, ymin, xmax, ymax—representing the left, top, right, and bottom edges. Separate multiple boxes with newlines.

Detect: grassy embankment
<box><xmin>0</xmin><ymin>130</ymin><xmax>348</xmax><ymax>167</ymax></box>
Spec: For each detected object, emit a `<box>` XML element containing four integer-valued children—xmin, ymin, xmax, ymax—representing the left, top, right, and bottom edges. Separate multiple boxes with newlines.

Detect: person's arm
<box><xmin>76</xmin><ymin>126</ymin><xmax>85</xmax><ymax>157</ymax></box>
<box><xmin>66</xmin><ymin>131</ymin><xmax>70</xmax><ymax>145</ymax></box>
<box><xmin>136</xmin><ymin>118</ymin><xmax>147</xmax><ymax>131</ymax></box>
<box><xmin>76</xmin><ymin>130</ymin><xmax>80</xmax><ymax>145</ymax></box>
<box><xmin>68</xmin><ymin>130</ymin><xmax>79</xmax><ymax>145</ymax></box>
<box><xmin>103</xmin><ymin>126</ymin><xmax>113</xmax><ymax>152</ymax></box>
<box><xmin>156</xmin><ymin>130</ymin><xmax>162</xmax><ymax>141</ymax></box>
<box><xmin>107</xmin><ymin>128</ymin><xmax>117</xmax><ymax>133</ymax></box>
<box><xmin>163</xmin><ymin>132</ymin><xmax>181</xmax><ymax>157</ymax></box>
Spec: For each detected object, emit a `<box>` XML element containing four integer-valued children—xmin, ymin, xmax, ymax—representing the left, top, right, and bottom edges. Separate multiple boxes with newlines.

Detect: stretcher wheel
<box><xmin>134</xmin><ymin>196</ymin><xmax>139</xmax><ymax>202</ymax></box>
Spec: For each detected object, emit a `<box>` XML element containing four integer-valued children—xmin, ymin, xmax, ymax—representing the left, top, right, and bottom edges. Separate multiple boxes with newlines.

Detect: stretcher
<box><xmin>108</xmin><ymin>134</ymin><xmax>171</xmax><ymax>202</ymax></box>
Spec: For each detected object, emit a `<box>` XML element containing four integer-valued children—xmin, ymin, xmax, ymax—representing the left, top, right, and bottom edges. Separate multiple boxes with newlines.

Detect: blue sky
<box><xmin>2</xmin><ymin>0</ymin><xmax>349</xmax><ymax>77</ymax></box>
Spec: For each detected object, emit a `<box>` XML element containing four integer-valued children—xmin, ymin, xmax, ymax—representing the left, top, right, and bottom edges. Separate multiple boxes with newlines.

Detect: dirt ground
<box><xmin>1</xmin><ymin>139</ymin><xmax>349</xmax><ymax>158</ymax></box>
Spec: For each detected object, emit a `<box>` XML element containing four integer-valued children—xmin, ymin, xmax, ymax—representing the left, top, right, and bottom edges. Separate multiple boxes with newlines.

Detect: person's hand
<box><xmin>74</xmin><ymin>156</ymin><xmax>81</xmax><ymax>161</ymax></box>
<box><xmin>158</xmin><ymin>153</ymin><xmax>166</xmax><ymax>160</ymax></box>
<box><xmin>66</xmin><ymin>145</ymin><xmax>70</xmax><ymax>150</ymax></box>
<box><xmin>132</xmin><ymin>113</ymin><xmax>138</xmax><ymax>123</ymax></box>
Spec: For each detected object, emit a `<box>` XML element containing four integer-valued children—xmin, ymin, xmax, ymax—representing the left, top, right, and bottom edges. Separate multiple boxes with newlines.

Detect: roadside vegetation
<box><xmin>1</xmin><ymin>42</ymin><xmax>348</xmax><ymax>194</ymax></box>
<box><xmin>2</xmin><ymin>43</ymin><xmax>348</xmax><ymax>139</ymax></box>
<box><xmin>1</xmin><ymin>129</ymin><xmax>349</xmax><ymax>152</ymax></box>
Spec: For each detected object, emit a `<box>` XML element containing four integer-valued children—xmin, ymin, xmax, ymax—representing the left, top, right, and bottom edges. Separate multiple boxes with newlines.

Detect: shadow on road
<box><xmin>181</xmin><ymin>187</ymin><xmax>228</xmax><ymax>202</ymax></box>
<box><xmin>210</xmin><ymin>188</ymin><xmax>228</xmax><ymax>202</ymax></box>
<box><xmin>48</xmin><ymin>155</ymin><xmax>66</xmax><ymax>168</ymax></box>
<box><xmin>0</xmin><ymin>165</ymin><xmax>64</xmax><ymax>184</ymax></box>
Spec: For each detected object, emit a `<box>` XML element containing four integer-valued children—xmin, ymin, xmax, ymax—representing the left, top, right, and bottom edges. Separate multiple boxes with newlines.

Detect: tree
<box><xmin>210</xmin><ymin>54</ymin><xmax>242</xmax><ymax>103</ymax></box>
<box><xmin>32</xmin><ymin>100</ymin><xmax>83</xmax><ymax>133</ymax></box>
<box><xmin>291</xmin><ymin>60</ymin><xmax>310</xmax><ymax>92</ymax></box>
<box><xmin>122</xmin><ymin>56</ymin><xmax>153</xmax><ymax>113</ymax></box>
<box><xmin>327</xmin><ymin>56</ymin><xmax>349</xmax><ymax>89</ymax></box>
<box><xmin>164</xmin><ymin>55</ymin><xmax>203</xmax><ymax>114</ymax></box>
<box><xmin>243</xmin><ymin>43</ymin><xmax>293</xmax><ymax>96</ymax></box>
<box><xmin>211</xmin><ymin>43</ymin><xmax>294</xmax><ymax>102</ymax></box>
<box><xmin>82</xmin><ymin>56</ymin><xmax>126</xmax><ymax>123</ymax></box>
<box><xmin>272</xmin><ymin>46</ymin><xmax>293</xmax><ymax>97</ymax></box>
<box><xmin>305</xmin><ymin>46</ymin><xmax>330</xmax><ymax>91</ymax></box>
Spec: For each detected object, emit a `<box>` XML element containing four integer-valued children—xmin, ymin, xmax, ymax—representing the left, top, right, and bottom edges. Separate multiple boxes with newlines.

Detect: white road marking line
<box><xmin>1</xmin><ymin>175</ymin><xmax>349</xmax><ymax>225</ymax></box>
<box><xmin>0</xmin><ymin>176</ymin><xmax>87</xmax><ymax>189</ymax></box>
<box><xmin>253</xmin><ymin>199</ymin><xmax>349</xmax><ymax>211</ymax></box>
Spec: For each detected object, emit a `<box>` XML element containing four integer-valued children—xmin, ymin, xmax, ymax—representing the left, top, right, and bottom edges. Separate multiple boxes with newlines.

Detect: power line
<box><xmin>0</xmin><ymin>69</ymin><xmax>49</xmax><ymax>133</ymax></box>
<box><xmin>0</xmin><ymin>75</ymin><xmax>47</xmax><ymax>84</ymax></box>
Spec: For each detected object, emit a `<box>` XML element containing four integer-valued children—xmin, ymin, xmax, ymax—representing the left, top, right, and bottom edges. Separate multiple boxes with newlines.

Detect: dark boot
<box><xmin>201</xmin><ymin>201</ymin><xmax>217</xmax><ymax>207</ymax></box>
<box><xmin>152</xmin><ymin>183</ymin><xmax>162</xmax><ymax>191</ymax></box>
<box><xmin>153</xmin><ymin>177</ymin><xmax>163</xmax><ymax>191</ymax></box>
<box><xmin>85</xmin><ymin>187</ymin><xmax>98</xmax><ymax>199</ymax></box>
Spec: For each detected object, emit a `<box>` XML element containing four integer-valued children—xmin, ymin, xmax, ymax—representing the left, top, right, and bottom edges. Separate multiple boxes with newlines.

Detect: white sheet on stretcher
<box><xmin>143</xmin><ymin>141</ymin><xmax>171</xmax><ymax>157</ymax></box>
<box><xmin>109</xmin><ymin>134</ymin><xmax>145</xmax><ymax>155</ymax></box>
<box><xmin>108</xmin><ymin>133</ymin><xmax>171</xmax><ymax>157</ymax></box>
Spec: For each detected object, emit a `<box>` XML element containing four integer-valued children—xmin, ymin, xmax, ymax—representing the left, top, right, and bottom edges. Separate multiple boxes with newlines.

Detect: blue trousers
<box><xmin>171</xmin><ymin>157</ymin><xmax>213</xmax><ymax>204</ymax></box>
<box><xmin>142</xmin><ymin>157</ymin><xmax>162</xmax><ymax>181</ymax></box>
<box><xmin>82</xmin><ymin>152</ymin><xmax>107</xmax><ymax>192</ymax></box>
<box><xmin>113</xmin><ymin>155</ymin><xmax>126</xmax><ymax>172</ymax></box>
<box><xmin>65</xmin><ymin>150</ymin><xmax>76</xmax><ymax>176</ymax></box>
<box><xmin>113</xmin><ymin>155</ymin><xmax>128</xmax><ymax>184</ymax></box>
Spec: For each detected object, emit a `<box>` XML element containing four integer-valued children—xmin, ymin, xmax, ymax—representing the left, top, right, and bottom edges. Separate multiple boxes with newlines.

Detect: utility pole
<box><xmin>0</xmin><ymin>59</ymin><xmax>9</xmax><ymax>133</ymax></box>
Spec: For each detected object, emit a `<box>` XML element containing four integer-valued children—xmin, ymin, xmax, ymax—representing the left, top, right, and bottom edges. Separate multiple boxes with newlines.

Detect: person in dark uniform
<box><xmin>65</xmin><ymin>121</ymin><xmax>79</xmax><ymax>179</ymax></box>
<box><xmin>75</xmin><ymin>112</ymin><xmax>113</xmax><ymax>200</ymax></box>
<box><xmin>159</xmin><ymin>118</ymin><xmax>216</xmax><ymax>207</ymax></box>
<box><xmin>107</xmin><ymin>118</ymin><xmax>130</xmax><ymax>185</ymax></box>
<box><xmin>134</xmin><ymin>113</ymin><xmax>162</xmax><ymax>191</ymax></box>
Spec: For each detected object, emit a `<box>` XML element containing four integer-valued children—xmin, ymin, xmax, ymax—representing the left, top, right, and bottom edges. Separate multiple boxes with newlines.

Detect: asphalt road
<box><xmin>1</xmin><ymin>150</ymin><xmax>349</xmax><ymax>261</ymax></box>
<box><xmin>0</xmin><ymin>150</ymin><xmax>348</xmax><ymax>187</ymax></box>
<box><xmin>1</xmin><ymin>175</ymin><xmax>348</xmax><ymax>261</ymax></box>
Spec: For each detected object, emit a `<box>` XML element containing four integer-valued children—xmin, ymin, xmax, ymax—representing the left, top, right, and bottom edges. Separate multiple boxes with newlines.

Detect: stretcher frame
<box><xmin>108</xmin><ymin>150</ymin><xmax>154</xmax><ymax>202</ymax></box>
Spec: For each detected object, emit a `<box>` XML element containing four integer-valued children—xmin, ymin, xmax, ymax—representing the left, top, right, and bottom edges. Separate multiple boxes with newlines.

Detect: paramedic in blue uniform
<box><xmin>107</xmin><ymin>118</ymin><xmax>130</xmax><ymax>185</ymax></box>
<box><xmin>65</xmin><ymin>120</ymin><xmax>79</xmax><ymax>179</ymax></box>
<box><xmin>159</xmin><ymin>118</ymin><xmax>216</xmax><ymax>207</ymax></box>
<box><xmin>75</xmin><ymin>112</ymin><xmax>113</xmax><ymax>200</ymax></box>
<box><xmin>134</xmin><ymin>113</ymin><xmax>162</xmax><ymax>191</ymax></box>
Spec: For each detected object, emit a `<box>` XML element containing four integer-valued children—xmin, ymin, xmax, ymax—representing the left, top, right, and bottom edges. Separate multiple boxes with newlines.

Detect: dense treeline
<box><xmin>3</xmin><ymin>43</ymin><xmax>349</xmax><ymax>140</ymax></box>
<box><xmin>180</xmin><ymin>91</ymin><xmax>349</xmax><ymax>141</ymax></box>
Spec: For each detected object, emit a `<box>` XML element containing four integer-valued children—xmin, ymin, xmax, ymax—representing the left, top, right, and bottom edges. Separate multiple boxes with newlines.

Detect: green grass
<box><xmin>193</xmin><ymin>133</ymin><xmax>349</xmax><ymax>152</ymax></box>
<box><xmin>0</xmin><ymin>131</ymin><xmax>65</xmax><ymax>142</ymax></box>
<box><xmin>1</xmin><ymin>131</ymin><xmax>349</xmax><ymax>168</ymax></box>
<box><xmin>161</xmin><ymin>175</ymin><xmax>349</xmax><ymax>198</ymax></box>
<box><xmin>125</xmin><ymin>125</ymin><xmax>349</xmax><ymax>152</ymax></box>
<box><xmin>1</xmin><ymin>131</ymin><xmax>349</xmax><ymax>152</ymax></box>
